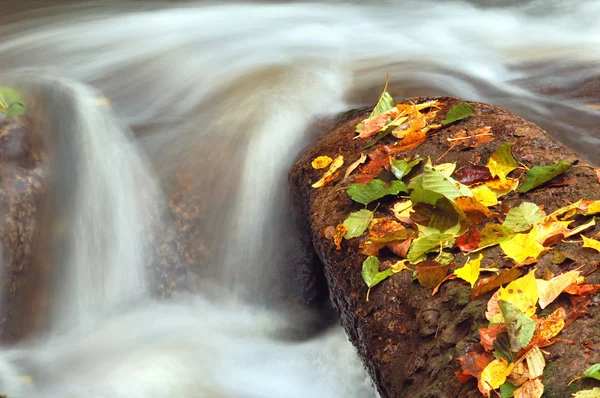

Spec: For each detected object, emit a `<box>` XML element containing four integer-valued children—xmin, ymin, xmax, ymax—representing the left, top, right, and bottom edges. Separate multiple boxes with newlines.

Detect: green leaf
<box><xmin>498</xmin><ymin>300</ymin><xmax>535</xmax><ymax>353</ymax></box>
<box><xmin>479</xmin><ymin>224</ymin><xmax>515</xmax><ymax>248</ymax></box>
<box><xmin>437</xmin><ymin>251</ymin><xmax>455</xmax><ymax>265</ymax></box>
<box><xmin>356</xmin><ymin>91</ymin><xmax>395</xmax><ymax>133</ymax></box>
<box><xmin>0</xmin><ymin>86</ymin><xmax>26</xmax><ymax>117</ymax></box>
<box><xmin>493</xmin><ymin>332</ymin><xmax>516</xmax><ymax>363</ymax></box>
<box><xmin>390</xmin><ymin>157</ymin><xmax>421</xmax><ymax>181</ymax></box>
<box><xmin>407</xmin><ymin>232</ymin><xmax>454</xmax><ymax>264</ymax></box>
<box><xmin>502</xmin><ymin>202</ymin><xmax>545</xmax><ymax>232</ymax></box>
<box><xmin>517</xmin><ymin>161</ymin><xmax>572</xmax><ymax>193</ymax></box>
<box><xmin>499</xmin><ymin>382</ymin><xmax>518</xmax><ymax>398</ymax></box>
<box><xmin>347</xmin><ymin>179</ymin><xmax>408</xmax><ymax>205</ymax></box>
<box><xmin>410</xmin><ymin>188</ymin><xmax>444</xmax><ymax>206</ymax></box>
<box><xmin>487</xmin><ymin>143</ymin><xmax>518</xmax><ymax>179</ymax></box>
<box><xmin>582</xmin><ymin>364</ymin><xmax>600</xmax><ymax>381</ymax></box>
<box><xmin>573</xmin><ymin>387</ymin><xmax>600</xmax><ymax>397</ymax></box>
<box><xmin>412</xmin><ymin>197</ymin><xmax>466</xmax><ymax>233</ymax></box>
<box><xmin>441</xmin><ymin>102</ymin><xmax>476</xmax><ymax>125</ymax></box>
<box><xmin>343</xmin><ymin>209</ymin><xmax>373</xmax><ymax>239</ymax></box>
<box><xmin>421</xmin><ymin>169</ymin><xmax>472</xmax><ymax>200</ymax></box>
<box><xmin>361</xmin><ymin>256</ymin><xmax>393</xmax><ymax>301</ymax></box>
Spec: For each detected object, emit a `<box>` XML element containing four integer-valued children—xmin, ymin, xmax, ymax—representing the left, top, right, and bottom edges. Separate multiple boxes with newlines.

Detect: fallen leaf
<box><xmin>471</xmin><ymin>184</ymin><xmax>499</xmax><ymax>207</ymax></box>
<box><xmin>343</xmin><ymin>209</ymin><xmax>373</xmax><ymax>239</ymax></box>
<box><xmin>442</xmin><ymin>102</ymin><xmax>476</xmax><ymax>125</ymax></box>
<box><xmin>391</xmin><ymin>129</ymin><xmax>427</xmax><ymax>153</ymax></box>
<box><xmin>416</xmin><ymin>260</ymin><xmax>450</xmax><ymax>288</ymax></box>
<box><xmin>357</xmin><ymin>107</ymin><xmax>401</xmax><ymax>139</ymax></box>
<box><xmin>312</xmin><ymin>156</ymin><xmax>333</xmax><ymax>169</ymax></box>
<box><xmin>455</xmin><ymin>254</ymin><xmax>484</xmax><ymax>288</ymax></box>
<box><xmin>391</xmin><ymin>259</ymin><xmax>412</xmax><ymax>273</ymax></box>
<box><xmin>392</xmin><ymin>199</ymin><xmax>413</xmax><ymax>223</ymax></box>
<box><xmin>500</xmin><ymin>231</ymin><xmax>545</xmax><ymax>264</ymax></box>
<box><xmin>457</xmin><ymin>349</ymin><xmax>493</xmax><ymax>381</ymax></box>
<box><xmin>535</xmin><ymin>307</ymin><xmax>566</xmax><ymax>341</ymax></box>
<box><xmin>487</xmin><ymin>144</ymin><xmax>518</xmax><ymax>179</ymax></box>
<box><xmin>565</xmin><ymin>218</ymin><xmax>596</xmax><ymax>238</ymax></box>
<box><xmin>500</xmin><ymin>382</ymin><xmax>519</xmax><ymax>398</ymax></box>
<box><xmin>499</xmin><ymin>300</ymin><xmax>535</xmax><ymax>352</ymax></box>
<box><xmin>369</xmin><ymin>218</ymin><xmax>405</xmax><ymax>238</ymax></box>
<box><xmin>493</xmin><ymin>332</ymin><xmax>516</xmax><ymax>363</ymax></box>
<box><xmin>479</xmin><ymin>358</ymin><xmax>514</xmax><ymax>396</ymax></box>
<box><xmin>421</xmin><ymin>168</ymin><xmax>473</xmax><ymax>200</ymax></box>
<box><xmin>564</xmin><ymin>284</ymin><xmax>600</xmax><ymax>296</ymax></box>
<box><xmin>572</xmin><ymin>387</ymin><xmax>600</xmax><ymax>397</ymax></box>
<box><xmin>459</xmin><ymin>165</ymin><xmax>493</xmax><ymax>186</ymax></box>
<box><xmin>487</xmin><ymin>177</ymin><xmax>520</xmax><ymax>198</ymax></box>
<box><xmin>513</xmin><ymin>378</ymin><xmax>543</xmax><ymax>398</ymax></box>
<box><xmin>390</xmin><ymin>156</ymin><xmax>421</xmax><ymax>180</ymax></box>
<box><xmin>471</xmin><ymin>268</ymin><xmax>523</xmax><ymax>300</ymax></box>
<box><xmin>503</xmin><ymin>202</ymin><xmax>546</xmax><ymax>233</ymax></box>
<box><xmin>343</xmin><ymin>153</ymin><xmax>367</xmax><ymax>179</ymax></box>
<box><xmin>479</xmin><ymin>224</ymin><xmax>516</xmax><ymax>248</ymax></box>
<box><xmin>582</xmin><ymin>236</ymin><xmax>600</xmax><ymax>253</ymax></box>
<box><xmin>537</xmin><ymin>270</ymin><xmax>581</xmax><ymax>309</ymax></box>
<box><xmin>432</xmin><ymin>273</ymin><xmax>457</xmax><ymax>295</ymax></box>
<box><xmin>447</xmin><ymin>126</ymin><xmax>494</xmax><ymax>149</ymax></box>
<box><xmin>0</xmin><ymin>86</ymin><xmax>26</xmax><ymax>117</ymax></box>
<box><xmin>407</xmin><ymin>232</ymin><xmax>454</xmax><ymax>264</ymax></box>
<box><xmin>312</xmin><ymin>155</ymin><xmax>344</xmax><ymax>188</ymax></box>
<box><xmin>455</xmin><ymin>196</ymin><xmax>492</xmax><ymax>225</ymax></box>
<box><xmin>480</xmin><ymin>325</ymin><xmax>507</xmax><ymax>351</ymax></box>
<box><xmin>361</xmin><ymin>256</ymin><xmax>394</xmax><ymax>301</ymax></box>
<box><xmin>354</xmin><ymin>145</ymin><xmax>392</xmax><ymax>184</ymax></box>
<box><xmin>496</xmin><ymin>272</ymin><xmax>539</xmax><ymax>318</ymax></box>
<box><xmin>524</xmin><ymin>347</ymin><xmax>546</xmax><ymax>379</ymax></box>
<box><xmin>333</xmin><ymin>224</ymin><xmax>348</xmax><ymax>250</ymax></box>
<box><xmin>323</xmin><ymin>226</ymin><xmax>335</xmax><ymax>240</ymax></box>
<box><xmin>456</xmin><ymin>228</ymin><xmax>482</xmax><ymax>253</ymax></box>
<box><xmin>347</xmin><ymin>179</ymin><xmax>408</xmax><ymax>205</ymax></box>
<box><xmin>517</xmin><ymin>161</ymin><xmax>572</xmax><ymax>193</ymax></box>
<box><xmin>356</xmin><ymin>88</ymin><xmax>395</xmax><ymax>134</ymax></box>
<box><xmin>411</xmin><ymin>196</ymin><xmax>466</xmax><ymax>233</ymax></box>
<box><xmin>582</xmin><ymin>364</ymin><xmax>600</xmax><ymax>382</ymax></box>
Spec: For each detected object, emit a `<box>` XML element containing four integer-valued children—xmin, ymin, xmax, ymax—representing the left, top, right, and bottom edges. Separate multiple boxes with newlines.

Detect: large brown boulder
<box><xmin>290</xmin><ymin>97</ymin><xmax>600</xmax><ymax>397</ymax></box>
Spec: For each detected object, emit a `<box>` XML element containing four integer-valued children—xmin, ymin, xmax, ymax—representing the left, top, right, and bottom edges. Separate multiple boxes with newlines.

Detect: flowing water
<box><xmin>0</xmin><ymin>1</ymin><xmax>598</xmax><ymax>397</ymax></box>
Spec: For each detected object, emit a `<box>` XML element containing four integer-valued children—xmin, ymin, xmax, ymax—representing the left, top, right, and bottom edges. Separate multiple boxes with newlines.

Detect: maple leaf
<box><xmin>518</xmin><ymin>161</ymin><xmax>572</xmax><ymax>193</ymax></box>
<box><xmin>442</xmin><ymin>102</ymin><xmax>476</xmax><ymax>125</ymax></box>
<box><xmin>343</xmin><ymin>153</ymin><xmax>367</xmax><ymax>179</ymax></box>
<box><xmin>455</xmin><ymin>196</ymin><xmax>491</xmax><ymax>225</ymax></box>
<box><xmin>487</xmin><ymin>144</ymin><xmax>518</xmax><ymax>179</ymax></box>
<box><xmin>415</xmin><ymin>260</ymin><xmax>450</xmax><ymax>288</ymax></box>
<box><xmin>454</xmin><ymin>254</ymin><xmax>484</xmax><ymax>288</ymax></box>
<box><xmin>536</xmin><ymin>270</ymin><xmax>581</xmax><ymax>309</ymax></box>
<box><xmin>311</xmin><ymin>156</ymin><xmax>333</xmax><ymax>169</ymax></box>
<box><xmin>459</xmin><ymin>164</ymin><xmax>493</xmax><ymax>186</ymax></box>
<box><xmin>342</xmin><ymin>209</ymin><xmax>373</xmax><ymax>239</ymax></box>
<box><xmin>447</xmin><ymin>126</ymin><xmax>494</xmax><ymax>149</ymax></box>
<box><xmin>503</xmin><ymin>202</ymin><xmax>546</xmax><ymax>233</ymax></box>
<box><xmin>312</xmin><ymin>155</ymin><xmax>344</xmax><ymax>188</ymax></box>
<box><xmin>361</xmin><ymin>256</ymin><xmax>393</xmax><ymax>301</ymax></box>
<box><xmin>471</xmin><ymin>268</ymin><xmax>522</xmax><ymax>300</ymax></box>
<box><xmin>347</xmin><ymin>179</ymin><xmax>408</xmax><ymax>205</ymax></box>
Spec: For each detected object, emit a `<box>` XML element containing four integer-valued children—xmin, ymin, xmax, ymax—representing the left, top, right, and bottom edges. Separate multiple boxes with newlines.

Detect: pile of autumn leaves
<box><xmin>311</xmin><ymin>89</ymin><xmax>600</xmax><ymax>397</ymax></box>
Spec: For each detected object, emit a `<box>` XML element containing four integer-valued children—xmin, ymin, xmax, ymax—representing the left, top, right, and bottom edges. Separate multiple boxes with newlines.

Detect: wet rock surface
<box><xmin>290</xmin><ymin>97</ymin><xmax>600</xmax><ymax>397</ymax></box>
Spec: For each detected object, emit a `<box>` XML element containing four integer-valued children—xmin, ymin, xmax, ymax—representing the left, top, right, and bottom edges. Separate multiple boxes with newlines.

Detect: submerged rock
<box><xmin>290</xmin><ymin>97</ymin><xmax>600</xmax><ymax>397</ymax></box>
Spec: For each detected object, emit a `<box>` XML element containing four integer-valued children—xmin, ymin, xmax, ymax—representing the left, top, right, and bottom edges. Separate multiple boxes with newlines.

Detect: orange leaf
<box><xmin>454</xmin><ymin>196</ymin><xmax>492</xmax><ymax>225</ymax></box>
<box><xmin>390</xmin><ymin>129</ymin><xmax>427</xmax><ymax>154</ymax></box>
<box><xmin>455</xmin><ymin>228</ymin><xmax>482</xmax><ymax>253</ymax></box>
<box><xmin>563</xmin><ymin>283</ymin><xmax>600</xmax><ymax>296</ymax></box>
<box><xmin>471</xmin><ymin>268</ymin><xmax>523</xmax><ymax>300</ymax></box>
<box><xmin>447</xmin><ymin>126</ymin><xmax>493</xmax><ymax>149</ymax></box>
<box><xmin>534</xmin><ymin>307</ymin><xmax>566</xmax><ymax>341</ymax></box>
<box><xmin>333</xmin><ymin>224</ymin><xmax>348</xmax><ymax>251</ymax></box>
<box><xmin>369</xmin><ymin>219</ymin><xmax>406</xmax><ymax>238</ymax></box>
<box><xmin>457</xmin><ymin>348</ymin><xmax>493</xmax><ymax>380</ymax></box>
<box><xmin>357</xmin><ymin>107</ymin><xmax>400</xmax><ymax>139</ymax></box>
<box><xmin>354</xmin><ymin>145</ymin><xmax>392</xmax><ymax>184</ymax></box>
<box><xmin>479</xmin><ymin>325</ymin><xmax>507</xmax><ymax>351</ymax></box>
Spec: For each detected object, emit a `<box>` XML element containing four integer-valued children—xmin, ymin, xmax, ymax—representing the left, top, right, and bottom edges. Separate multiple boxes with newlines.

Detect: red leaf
<box><xmin>458</xmin><ymin>165</ymin><xmax>492</xmax><ymax>186</ymax></box>
<box><xmin>457</xmin><ymin>347</ymin><xmax>493</xmax><ymax>380</ymax></box>
<box><xmin>479</xmin><ymin>325</ymin><xmax>506</xmax><ymax>351</ymax></box>
<box><xmin>455</xmin><ymin>228</ymin><xmax>481</xmax><ymax>252</ymax></box>
<box><xmin>354</xmin><ymin>145</ymin><xmax>392</xmax><ymax>184</ymax></box>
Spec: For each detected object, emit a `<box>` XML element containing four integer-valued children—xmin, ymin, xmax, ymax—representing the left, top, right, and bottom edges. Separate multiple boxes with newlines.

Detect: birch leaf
<box><xmin>498</xmin><ymin>300</ymin><xmax>535</xmax><ymax>352</ymax></box>
<box><xmin>487</xmin><ymin>144</ymin><xmax>518</xmax><ymax>179</ymax></box>
<box><xmin>503</xmin><ymin>202</ymin><xmax>545</xmax><ymax>232</ymax></box>
<box><xmin>582</xmin><ymin>236</ymin><xmax>600</xmax><ymax>253</ymax></box>
<box><xmin>356</xmin><ymin>91</ymin><xmax>395</xmax><ymax>133</ymax></box>
<box><xmin>454</xmin><ymin>254</ymin><xmax>483</xmax><ymax>288</ymax></box>
<box><xmin>390</xmin><ymin>157</ymin><xmax>421</xmax><ymax>180</ymax></box>
<box><xmin>347</xmin><ymin>179</ymin><xmax>408</xmax><ymax>205</ymax></box>
<box><xmin>343</xmin><ymin>209</ymin><xmax>373</xmax><ymax>239</ymax></box>
<box><xmin>421</xmin><ymin>168</ymin><xmax>472</xmax><ymax>200</ymax></box>
<box><xmin>442</xmin><ymin>102</ymin><xmax>476</xmax><ymax>125</ymax></box>
<box><xmin>517</xmin><ymin>161</ymin><xmax>572</xmax><ymax>193</ymax></box>
<box><xmin>312</xmin><ymin>155</ymin><xmax>344</xmax><ymax>188</ymax></box>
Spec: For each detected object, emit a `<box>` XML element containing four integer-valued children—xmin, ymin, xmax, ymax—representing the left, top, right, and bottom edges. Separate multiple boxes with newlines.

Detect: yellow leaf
<box><xmin>486</xmin><ymin>144</ymin><xmax>518</xmax><ymax>179</ymax></box>
<box><xmin>486</xmin><ymin>177</ymin><xmax>519</xmax><ymax>198</ymax></box>
<box><xmin>514</xmin><ymin>378</ymin><xmax>544</xmax><ymax>398</ymax></box>
<box><xmin>471</xmin><ymin>184</ymin><xmax>498</xmax><ymax>207</ymax></box>
<box><xmin>524</xmin><ymin>347</ymin><xmax>546</xmax><ymax>380</ymax></box>
<box><xmin>500</xmin><ymin>231</ymin><xmax>545</xmax><ymax>264</ymax></box>
<box><xmin>479</xmin><ymin>358</ymin><xmax>514</xmax><ymax>396</ymax></box>
<box><xmin>497</xmin><ymin>271</ymin><xmax>539</xmax><ymax>317</ymax></box>
<box><xmin>531</xmin><ymin>219</ymin><xmax>572</xmax><ymax>245</ymax></box>
<box><xmin>454</xmin><ymin>254</ymin><xmax>483</xmax><ymax>288</ymax></box>
<box><xmin>392</xmin><ymin>200</ymin><xmax>413</xmax><ymax>222</ymax></box>
<box><xmin>582</xmin><ymin>236</ymin><xmax>600</xmax><ymax>253</ymax></box>
<box><xmin>311</xmin><ymin>155</ymin><xmax>333</xmax><ymax>169</ymax></box>
<box><xmin>343</xmin><ymin>153</ymin><xmax>367</xmax><ymax>179</ymax></box>
<box><xmin>565</xmin><ymin>218</ymin><xmax>596</xmax><ymax>238</ymax></box>
<box><xmin>535</xmin><ymin>307</ymin><xmax>566</xmax><ymax>341</ymax></box>
<box><xmin>312</xmin><ymin>155</ymin><xmax>344</xmax><ymax>188</ymax></box>
<box><xmin>547</xmin><ymin>199</ymin><xmax>583</xmax><ymax>220</ymax></box>
<box><xmin>391</xmin><ymin>260</ymin><xmax>412</xmax><ymax>273</ymax></box>
<box><xmin>537</xmin><ymin>270</ymin><xmax>581</xmax><ymax>309</ymax></box>
<box><xmin>587</xmin><ymin>201</ymin><xmax>600</xmax><ymax>215</ymax></box>
<box><xmin>434</xmin><ymin>162</ymin><xmax>456</xmax><ymax>177</ymax></box>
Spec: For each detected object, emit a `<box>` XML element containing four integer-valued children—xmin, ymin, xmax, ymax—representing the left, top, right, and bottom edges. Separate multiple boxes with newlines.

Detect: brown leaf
<box><xmin>457</xmin><ymin>348</ymin><xmax>494</xmax><ymax>381</ymax></box>
<box><xmin>357</xmin><ymin>107</ymin><xmax>400</xmax><ymax>139</ymax></box>
<box><xmin>354</xmin><ymin>145</ymin><xmax>392</xmax><ymax>184</ymax></box>
<box><xmin>471</xmin><ymin>268</ymin><xmax>523</xmax><ymax>300</ymax></box>
<box><xmin>432</xmin><ymin>274</ymin><xmax>457</xmax><ymax>296</ymax></box>
<box><xmin>455</xmin><ymin>228</ymin><xmax>482</xmax><ymax>253</ymax></box>
<box><xmin>416</xmin><ymin>260</ymin><xmax>450</xmax><ymax>289</ymax></box>
<box><xmin>369</xmin><ymin>219</ymin><xmax>405</xmax><ymax>238</ymax></box>
<box><xmin>513</xmin><ymin>378</ymin><xmax>544</xmax><ymax>398</ymax></box>
<box><xmin>549</xmin><ymin>177</ymin><xmax>576</xmax><ymax>187</ymax></box>
<box><xmin>447</xmin><ymin>126</ymin><xmax>493</xmax><ymax>149</ymax></box>
<box><xmin>565</xmin><ymin>297</ymin><xmax>590</xmax><ymax>326</ymax></box>
<box><xmin>454</xmin><ymin>196</ymin><xmax>491</xmax><ymax>225</ymax></box>
<box><xmin>387</xmin><ymin>238</ymin><xmax>412</xmax><ymax>258</ymax></box>
<box><xmin>323</xmin><ymin>226</ymin><xmax>335</xmax><ymax>240</ymax></box>
<box><xmin>390</xmin><ymin>129</ymin><xmax>427</xmax><ymax>154</ymax></box>
<box><xmin>458</xmin><ymin>165</ymin><xmax>493</xmax><ymax>186</ymax></box>
<box><xmin>479</xmin><ymin>325</ymin><xmax>506</xmax><ymax>351</ymax></box>
<box><xmin>333</xmin><ymin>224</ymin><xmax>348</xmax><ymax>251</ymax></box>
<box><xmin>596</xmin><ymin>168</ymin><xmax>600</xmax><ymax>183</ymax></box>
<box><xmin>343</xmin><ymin>153</ymin><xmax>367</xmax><ymax>180</ymax></box>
